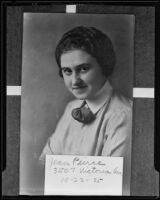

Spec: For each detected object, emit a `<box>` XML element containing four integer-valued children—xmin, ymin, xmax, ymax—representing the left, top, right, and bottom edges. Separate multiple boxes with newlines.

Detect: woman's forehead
<box><xmin>60</xmin><ymin>49</ymin><xmax>93</xmax><ymax>68</ymax></box>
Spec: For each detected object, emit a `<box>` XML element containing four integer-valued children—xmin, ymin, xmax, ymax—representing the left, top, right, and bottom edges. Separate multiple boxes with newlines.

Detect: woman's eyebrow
<box><xmin>61</xmin><ymin>63</ymin><xmax>90</xmax><ymax>70</ymax></box>
<box><xmin>76</xmin><ymin>63</ymin><xmax>90</xmax><ymax>69</ymax></box>
<box><xmin>61</xmin><ymin>67</ymin><xmax>71</xmax><ymax>70</ymax></box>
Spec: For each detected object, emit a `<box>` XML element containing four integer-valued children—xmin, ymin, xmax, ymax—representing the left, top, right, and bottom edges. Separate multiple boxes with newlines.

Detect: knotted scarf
<box><xmin>71</xmin><ymin>101</ymin><xmax>95</xmax><ymax>124</ymax></box>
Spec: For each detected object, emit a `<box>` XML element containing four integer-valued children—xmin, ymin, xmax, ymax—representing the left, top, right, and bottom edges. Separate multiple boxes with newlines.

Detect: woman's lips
<box><xmin>72</xmin><ymin>85</ymin><xmax>87</xmax><ymax>90</ymax></box>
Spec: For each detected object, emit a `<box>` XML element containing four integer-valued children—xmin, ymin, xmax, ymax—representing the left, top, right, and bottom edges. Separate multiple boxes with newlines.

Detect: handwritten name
<box><xmin>73</xmin><ymin>157</ymin><xmax>106</xmax><ymax>166</ymax></box>
<box><xmin>48</xmin><ymin>159</ymin><xmax>70</xmax><ymax>169</ymax></box>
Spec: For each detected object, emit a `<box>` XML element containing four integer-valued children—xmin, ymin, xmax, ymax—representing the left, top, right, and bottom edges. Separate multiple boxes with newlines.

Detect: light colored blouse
<box><xmin>39</xmin><ymin>81</ymin><xmax>133</xmax><ymax>195</ymax></box>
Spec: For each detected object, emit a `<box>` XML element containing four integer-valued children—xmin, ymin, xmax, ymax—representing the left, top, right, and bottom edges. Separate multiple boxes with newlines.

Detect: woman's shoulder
<box><xmin>109</xmin><ymin>89</ymin><xmax>133</xmax><ymax>114</ymax></box>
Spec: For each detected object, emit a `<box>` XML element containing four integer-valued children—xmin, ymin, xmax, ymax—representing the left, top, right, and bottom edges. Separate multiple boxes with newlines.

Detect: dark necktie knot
<box><xmin>71</xmin><ymin>101</ymin><xmax>95</xmax><ymax>124</ymax></box>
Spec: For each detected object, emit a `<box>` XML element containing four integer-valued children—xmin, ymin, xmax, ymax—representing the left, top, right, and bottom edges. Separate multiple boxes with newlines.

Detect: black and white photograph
<box><xmin>2</xmin><ymin>2</ymin><xmax>159</xmax><ymax>198</ymax></box>
<box><xmin>19</xmin><ymin>13</ymin><xmax>134</xmax><ymax>195</ymax></box>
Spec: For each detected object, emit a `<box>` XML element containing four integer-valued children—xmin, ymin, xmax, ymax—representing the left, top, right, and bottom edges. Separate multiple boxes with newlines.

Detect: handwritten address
<box><xmin>45</xmin><ymin>155</ymin><xmax>123</xmax><ymax>195</ymax></box>
<box><xmin>47</xmin><ymin>157</ymin><xmax>122</xmax><ymax>176</ymax></box>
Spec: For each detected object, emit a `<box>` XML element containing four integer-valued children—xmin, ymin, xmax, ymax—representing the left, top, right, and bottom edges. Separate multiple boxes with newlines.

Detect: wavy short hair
<box><xmin>55</xmin><ymin>26</ymin><xmax>116</xmax><ymax>78</ymax></box>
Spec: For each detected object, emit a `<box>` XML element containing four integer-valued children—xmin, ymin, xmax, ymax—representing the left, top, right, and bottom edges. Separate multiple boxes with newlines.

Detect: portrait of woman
<box><xmin>20</xmin><ymin>13</ymin><xmax>134</xmax><ymax>195</ymax></box>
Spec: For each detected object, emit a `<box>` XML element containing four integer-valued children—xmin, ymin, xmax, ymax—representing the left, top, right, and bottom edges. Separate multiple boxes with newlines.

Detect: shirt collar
<box><xmin>85</xmin><ymin>80</ymin><xmax>112</xmax><ymax>114</ymax></box>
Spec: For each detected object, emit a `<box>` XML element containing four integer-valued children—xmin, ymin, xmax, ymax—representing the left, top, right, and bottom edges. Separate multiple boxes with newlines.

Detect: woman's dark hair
<box><xmin>55</xmin><ymin>26</ymin><xmax>116</xmax><ymax>78</ymax></box>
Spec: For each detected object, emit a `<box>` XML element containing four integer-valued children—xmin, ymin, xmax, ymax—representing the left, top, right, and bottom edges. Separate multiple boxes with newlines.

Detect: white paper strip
<box><xmin>66</xmin><ymin>5</ymin><xmax>76</xmax><ymax>13</ymax></box>
<box><xmin>133</xmin><ymin>88</ymin><xmax>154</xmax><ymax>98</ymax></box>
<box><xmin>7</xmin><ymin>86</ymin><xmax>21</xmax><ymax>95</ymax></box>
<box><xmin>6</xmin><ymin>86</ymin><xmax>154</xmax><ymax>98</ymax></box>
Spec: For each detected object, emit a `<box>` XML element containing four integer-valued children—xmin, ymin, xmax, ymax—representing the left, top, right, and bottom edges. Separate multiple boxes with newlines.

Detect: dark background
<box><xmin>2</xmin><ymin>3</ymin><xmax>158</xmax><ymax>197</ymax></box>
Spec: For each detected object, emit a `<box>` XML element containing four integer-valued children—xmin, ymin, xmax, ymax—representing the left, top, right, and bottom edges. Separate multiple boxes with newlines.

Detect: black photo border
<box><xmin>1</xmin><ymin>0</ymin><xmax>160</xmax><ymax>199</ymax></box>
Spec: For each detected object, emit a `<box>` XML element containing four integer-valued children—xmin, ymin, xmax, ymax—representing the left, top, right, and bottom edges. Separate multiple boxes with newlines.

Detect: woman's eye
<box><xmin>81</xmin><ymin>65</ymin><xmax>90</xmax><ymax>72</ymax></box>
<box><xmin>62</xmin><ymin>68</ymin><xmax>72</xmax><ymax>75</ymax></box>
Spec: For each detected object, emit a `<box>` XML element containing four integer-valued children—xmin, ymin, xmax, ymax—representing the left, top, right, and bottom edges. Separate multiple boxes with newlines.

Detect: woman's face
<box><xmin>60</xmin><ymin>49</ymin><xmax>107</xmax><ymax>100</ymax></box>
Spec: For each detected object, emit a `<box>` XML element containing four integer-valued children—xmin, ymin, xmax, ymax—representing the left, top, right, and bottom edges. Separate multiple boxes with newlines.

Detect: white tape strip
<box><xmin>7</xmin><ymin>86</ymin><xmax>21</xmax><ymax>95</ymax></box>
<box><xmin>133</xmin><ymin>88</ymin><xmax>154</xmax><ymax>98</ymax></box>
<box><xmin>6</xmin><ymin>86</ymin><xmax>154</xmax><ymax>98</ymax></box>
<box><xmin>66</xmin><ymin>5</ymin><xmax>76</xmax><ymax>13</ymax></box>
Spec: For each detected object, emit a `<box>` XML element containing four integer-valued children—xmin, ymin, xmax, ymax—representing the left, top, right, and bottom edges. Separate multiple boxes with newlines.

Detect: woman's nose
<box><xmin>72</xmin><ymin>73</ymin><xmax>81</xmax><ymax>85</ymax></box>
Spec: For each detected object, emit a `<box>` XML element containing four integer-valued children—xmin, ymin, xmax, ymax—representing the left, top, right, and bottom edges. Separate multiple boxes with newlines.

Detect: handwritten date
<box><xmin>61</xmin><ymin>177</ymin><xmax>103</xmax><ymax>183</ymax></box>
